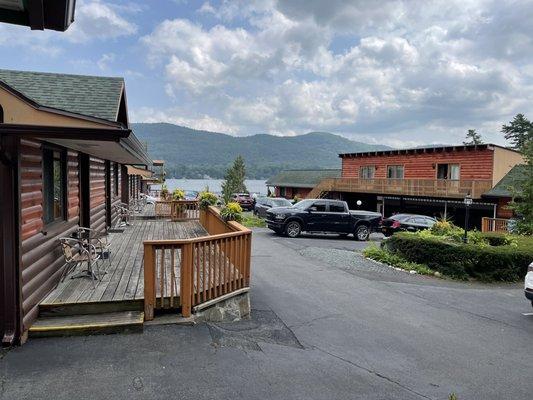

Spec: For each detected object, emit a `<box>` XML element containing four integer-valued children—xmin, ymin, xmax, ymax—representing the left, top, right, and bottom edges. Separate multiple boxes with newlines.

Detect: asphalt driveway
<box><xmin>1</xmin><ymin>228</ymin><xmax>532</xmax><ymax>400</ymax></box>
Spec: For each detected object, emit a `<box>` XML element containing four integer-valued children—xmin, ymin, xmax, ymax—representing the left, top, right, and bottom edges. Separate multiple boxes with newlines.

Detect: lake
<box><xmin>154</xmin><ymin>179</ymin><xmax>269</xmax><ymax>195</ymax></box>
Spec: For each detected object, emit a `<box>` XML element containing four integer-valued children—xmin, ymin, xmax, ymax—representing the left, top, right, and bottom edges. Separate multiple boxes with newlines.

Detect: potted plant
<box><xmin>220</xmin><ymin>202</ymin><xmax>243</xmax><ymax>222</ymax></box>
<box><xmin>160</xmin><ymin>184</ymin><xmax>169</xmax><ymax>200</ymax></box>
<box><xmin>172</xmin><ymin>188</ymin><xmax>186</xmax><ymax>219</ymax></box>
<box><xmin>198</xmin><ymin>191</ymin><xmax>218</xmax><ymax>209</ymax></box>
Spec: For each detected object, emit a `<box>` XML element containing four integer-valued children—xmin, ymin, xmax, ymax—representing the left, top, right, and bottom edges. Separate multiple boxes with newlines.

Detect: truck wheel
<box><xmin>285</xmin><ymin>221</ymin><xmax>302</xmax><ymax>238</ymax></box>
<box><xmin>355</xmin><ymin>225</ymin><xmax>370</xmax><ymax>241</ymax></box>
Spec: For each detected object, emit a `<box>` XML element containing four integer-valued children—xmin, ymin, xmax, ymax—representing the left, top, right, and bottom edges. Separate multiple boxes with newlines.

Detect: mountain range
<box><xmin>132</xmin><ymin>123</ymin><xmax>390</xmax><ymax>179</ymax></box>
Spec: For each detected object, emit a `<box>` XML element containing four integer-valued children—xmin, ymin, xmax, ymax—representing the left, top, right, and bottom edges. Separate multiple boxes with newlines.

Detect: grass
<box><xmin>241</xmin><ymin>212</ymin><xmax>267</xmax><ymax>228</ymax></box>
<box><xmin>362</xmin><ymin>245</ymin><xmax>436</xmax><ymax>276</ymax></box>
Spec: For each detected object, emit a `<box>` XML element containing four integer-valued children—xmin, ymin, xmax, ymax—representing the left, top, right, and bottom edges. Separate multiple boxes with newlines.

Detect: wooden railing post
<box><xmin>181</xmin><ymin>243</ymin><xmax>193</xmax><ymax>317</ymax></box>
<box><xmin>143</xmin><ymin>243</ymin><xmax>156</xmax><ymax>321</ymax></box>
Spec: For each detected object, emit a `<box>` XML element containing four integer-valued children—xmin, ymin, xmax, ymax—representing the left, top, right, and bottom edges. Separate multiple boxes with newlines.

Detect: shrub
<box><xmin>198</xmin><ymin>191</ymin><xmax>218</xmax><ymax>210</ymax></box>
<box><xmin>479</xmin><ymin>232</ymin><xmax>518</xmax><ymax>247</ymax></box>
<box><xmin>430</xmin><ymin>220</ymin><xmax>456</xmax><ymax>236</ymax></box>
<box><xmin>241</xmin><ymin>212</ymin><xmax>266</xmax><ymax>228</ymax></box>
<box><xmin>220</xmin><ymin>202</ymin><xmax>243</xmax><ymax>222</ymax></box>
<box><xmin>363</xmin><ymin>245</ymin><xmax>434</xmax><ymax>276</ymax></box>
<box><xmin>384</xmin><ymin>232</ymin><xmax>532</xmax><ymax>281</ymax></box>
<box><xmin>172</xmin><ymin>188</ymin><xmax>185</xmax><ymax>201</ymax></box>
<box><xmin>160</xmin><ymin>184</ymin><xmax>169</xmax><ymax>199</ymax></box>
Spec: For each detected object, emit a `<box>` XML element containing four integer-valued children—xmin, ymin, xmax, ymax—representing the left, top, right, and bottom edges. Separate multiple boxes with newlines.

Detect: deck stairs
<box><xmin>306</xmin><ymin>178</ymin><xmax>335</xmax><ymax>199</ymax></box>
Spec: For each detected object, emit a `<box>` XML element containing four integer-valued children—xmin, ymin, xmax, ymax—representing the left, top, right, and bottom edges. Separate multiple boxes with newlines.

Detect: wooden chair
<box><xmin>58</xmin><ymin>237</ymin><xmax>102</xmax><ymax>288</ymax></box>
<box><xmin>114</xmin><ymin>203</ymin><xmax>131</xmax><ymax>227</ymax></box>
<box><xmin>76</xmin><ymin>227</ymin><xmax>111</xmax><ymax>268</ymax></box>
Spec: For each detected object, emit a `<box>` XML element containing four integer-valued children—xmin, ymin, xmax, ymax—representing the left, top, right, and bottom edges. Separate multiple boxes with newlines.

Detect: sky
<box><xmin>1</xmin><ymin>0</ymin><xmax>532</xmax><ymax>147</ymax></box>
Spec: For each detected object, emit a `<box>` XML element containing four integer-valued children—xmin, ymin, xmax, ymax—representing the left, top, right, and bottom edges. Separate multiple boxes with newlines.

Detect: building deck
<box><xmin>41</xmin><ymin>219</ymin><xmax>207</xmax><ymax>308</ymax></box>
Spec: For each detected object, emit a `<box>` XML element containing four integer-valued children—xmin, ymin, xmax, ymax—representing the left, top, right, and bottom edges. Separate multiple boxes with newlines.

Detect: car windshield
<box><xmin>272</xmin><ymin>199</ymin><xmax>291</xmax><ymax>207</ymax></box>
<box><xmin>292</xmin><ymin>199</ymin><xmax>314</xmax><ymax>210</ymax></box>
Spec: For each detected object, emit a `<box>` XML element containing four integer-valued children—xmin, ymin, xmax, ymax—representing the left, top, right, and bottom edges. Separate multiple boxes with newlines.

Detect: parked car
<box><xmin>525</xmin><ymin>262</ymin><xmax>533</xmax><ymax>308</ymax></box>
<box><xmin>265</xmin><ymin>199</ymin><xmax>382</xmax><ymax>240</ymax></box>
<box><xmin>232</xmin><ymin>193</ymin><xmax>254</xmax><ymax>211</ymax></box>
<box><xmin>139</xmin><ymin>193</ymin><xmax>158</xmax><ymax>204</ymax></box>
<box><xmin>381</xmin><ymin>214</ymin><xmax>437</xmax><ymax>237</ymax></box>
<box><xmin>254</xmin><ymin>197</ymin><xmax>292</xmax><ymax>218</ymax></box>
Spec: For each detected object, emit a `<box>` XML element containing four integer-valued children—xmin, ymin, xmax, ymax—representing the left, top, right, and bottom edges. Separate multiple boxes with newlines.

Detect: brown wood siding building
<box><xmin>0</xmin><ymin>70</ymin><xmax>151</xmax><ymax>345</ymax></box>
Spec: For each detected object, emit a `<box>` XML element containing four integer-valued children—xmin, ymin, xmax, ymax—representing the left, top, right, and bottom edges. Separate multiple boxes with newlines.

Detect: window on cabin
<box><xmin>387</xmin><ymin>165</ymin><xmax>404</xmax><ymax>179</ymax></box>
<box><xmin>437</xmin><ymin>164</ymin><xmax>460</xmax><ymax>180</ymax></box>
<box><xmin>0</xmin><ymin>105</ymin><xmax>4</xmax><ymax>123</ymax></box>
<box><xmin>43</xmin><ymin>148</ymin><xmax>66</xmax><ymax>224</ymax></box>
<box><xmin>279</xmin><ymin>187</ymin><xmax>286</xmax><ymax>197</ymax></box>
<box><xmin>360</xmin><ymin>165</ymin><xmax>376</xmax><ymax>179</ymax></box>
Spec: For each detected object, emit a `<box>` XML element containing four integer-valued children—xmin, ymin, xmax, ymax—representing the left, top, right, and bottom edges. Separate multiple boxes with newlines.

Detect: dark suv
<box><xmin>266</xmin><ymin>199</ymin><xmax>382</xmax><ymax>240</ymax></box>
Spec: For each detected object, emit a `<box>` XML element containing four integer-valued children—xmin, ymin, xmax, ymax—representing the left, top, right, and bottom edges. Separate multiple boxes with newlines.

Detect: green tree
<box><xmin>509</xmin><ymin>139</ymin><xmax>533</xmax><ymax>234</ymax></box>
<box><xmin>221</xmin><ymin>156</ymin><xmax>248</xmax><ymax>203</ymax></box>
<box><xmin>501</xmin><ymin>113</ymin><xmax>533</xmax><ymax>150</ymax></box>
<box><xmin>463</xmin><ymin>129</ymin><xmax>483</xmax><ymax>145</ymax></box>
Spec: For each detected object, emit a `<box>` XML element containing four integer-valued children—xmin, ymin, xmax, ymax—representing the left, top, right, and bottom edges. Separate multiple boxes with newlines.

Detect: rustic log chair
<box><xmin>58</xmin><ymin>237</ymin><xmax>102</xmax><ymax>288</ymax></box>
<box><xmin>76</xmin><ymin>227</ymin><xmax>111</xmax><ymax>269</ymax></box>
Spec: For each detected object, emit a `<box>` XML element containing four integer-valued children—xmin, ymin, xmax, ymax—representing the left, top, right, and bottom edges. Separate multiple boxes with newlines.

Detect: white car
<box><xmin>525</xmin><ymin>262</ymin><xmax>533</xmax><ymax>308</ymax></box>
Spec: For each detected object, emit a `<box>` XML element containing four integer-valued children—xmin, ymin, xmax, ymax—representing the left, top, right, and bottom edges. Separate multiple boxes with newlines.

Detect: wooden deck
<box><xmin>41</xmin><ymin>219</ymin><xmax>207</xmax><ymax>309</ymax></box>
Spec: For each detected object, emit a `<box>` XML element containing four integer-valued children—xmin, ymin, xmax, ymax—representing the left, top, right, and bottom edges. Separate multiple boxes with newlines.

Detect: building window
<box><xmin>113</xmin><ymin>163</ymin><xmax>119</xmax><ymax>196</ymax></box>
<box><xmin>279</xmin><ymin>187</ymin><xmax>286</xmax><ymax>197</ymax></box>
<box><xmin>437</xmin><ymin>164</ymin><xmax>460</xmax><ymax>180</ymax></box>
<box><xmin>387</xmin><ymin>165</ymin><xmax>404</xmax><ymax>179</ymax></box>
<box><xmin>360</xmin><ymin>165</ymin><xmax>376</xmax><ymax>179</ymax></box>
<box><xmin>43</xmin><ymin>148</ymin><xmax>66</xmax><ymax>224</ymax></box>
<box><xmin>0</xmin><ymin>104</ymin><xmax>4</xmax><ymax>123</ymax></box>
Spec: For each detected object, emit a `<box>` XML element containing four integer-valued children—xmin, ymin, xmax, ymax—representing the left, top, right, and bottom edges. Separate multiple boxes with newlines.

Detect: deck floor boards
<box><xmin>41</xmin><ymin>219</ymin><xmax>207</xmax><ymax>306</ymax></box>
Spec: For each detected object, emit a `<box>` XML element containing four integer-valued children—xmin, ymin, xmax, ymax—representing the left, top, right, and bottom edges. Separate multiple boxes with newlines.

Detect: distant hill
<box><xmin>132</xmin><ymin>123</ymin><xmax>391</xmax><ymax>179</ymax></box>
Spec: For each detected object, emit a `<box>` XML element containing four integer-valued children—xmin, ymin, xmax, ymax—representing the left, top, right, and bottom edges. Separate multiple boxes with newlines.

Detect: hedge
<box><xmin>383</xmin><ymin>233</ymin><xmax>533</xmax><ymax>282</ymax></box>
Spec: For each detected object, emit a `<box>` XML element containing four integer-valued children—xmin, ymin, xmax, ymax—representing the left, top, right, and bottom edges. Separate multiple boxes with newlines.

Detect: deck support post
<box><xmin>181</xmin><ymin>243</ymin><xmax>193</xmax><ymax>318</ymax></box>
<box><xmin>143</xmin><ymin>243</ymin><xmax>155</xmax><ymax>321</ymax></box>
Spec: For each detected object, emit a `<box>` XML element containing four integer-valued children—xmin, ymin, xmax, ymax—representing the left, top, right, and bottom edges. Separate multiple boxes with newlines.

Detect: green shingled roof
<box><xmin>0</xmin><ymin>69</ymin><xmax>124</xmax><ymax>122</ymax></box>
<box><xmin>266</xmin><ymin>169</ymin><xmax>341</xmax><ymax>188</ymax></box>
<box><xmin>484</xmin><ymin>164</ymin><xmax>529</xmax><ymax>198</ymax></box>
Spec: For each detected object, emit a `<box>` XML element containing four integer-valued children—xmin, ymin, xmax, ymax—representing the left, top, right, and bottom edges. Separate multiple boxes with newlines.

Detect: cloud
<box><xmin>65</xmin><ymin>0</ymin><xmax>138</xmax><ymax>43</ymax></box>
<box><xmin>136</xmin><ymin>0</ymin><xmax>533</xmax><ymax>145</ymax></box>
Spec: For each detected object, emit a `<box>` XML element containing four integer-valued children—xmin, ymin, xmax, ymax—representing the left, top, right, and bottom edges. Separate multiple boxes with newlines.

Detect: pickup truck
<box><xmin>265</xmin><ymin>199</ymin><xmax>382</xmax><ymax>240</ymax></box>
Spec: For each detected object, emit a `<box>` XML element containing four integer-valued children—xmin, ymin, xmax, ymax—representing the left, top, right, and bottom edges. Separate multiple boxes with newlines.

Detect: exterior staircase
<box><xmin>306</xmin><ymin>178</ymin><xmax>335</xmax><ymax>199</ymax></box>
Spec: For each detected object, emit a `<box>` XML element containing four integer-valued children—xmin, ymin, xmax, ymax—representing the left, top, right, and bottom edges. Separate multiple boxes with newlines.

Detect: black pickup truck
<box><xmin>266</xmin><ymin>199</ymin><xmax>382</xmax><ymax>240</ymax></box>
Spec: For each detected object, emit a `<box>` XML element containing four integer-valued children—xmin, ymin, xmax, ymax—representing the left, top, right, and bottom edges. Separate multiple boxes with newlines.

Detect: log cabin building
<box><xmin>0</xmin><ymin>69</ymin><xmax>151</xmax><ymax>345</ymax></box>
<box><xmin>306</xmin><ymin>144</ymin><xmax>524</xmax><ymax>228</ymax></box>
<box><xmin>266</xmin><ymin>169</ymin><xmax>341</xmax><ymax>199</ymax></box>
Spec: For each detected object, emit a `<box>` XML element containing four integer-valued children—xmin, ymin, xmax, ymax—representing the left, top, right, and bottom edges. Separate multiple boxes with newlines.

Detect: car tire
<box><xmin>355</xmin><ymin>224</ymin><xmax>370</xmax><ymax>241</ymax></box>
<box><xmin>285</xmin><ymin>221</ymin><xmax>302</xmax><ymax>238</ymax></box>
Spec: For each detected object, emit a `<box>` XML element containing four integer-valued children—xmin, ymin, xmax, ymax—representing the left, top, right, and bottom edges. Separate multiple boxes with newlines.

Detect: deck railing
<box><xmin>481</xmin><ymin>217</ymin><xmax>510</xmax><ymax>233</ymax></box>
<box><xmin>308</xmin><ymin>177</ymin><xmax>493</xmax><ymax>199</ymax></box>
<box><xmin>143</xmin><ymin>206</ymin><xmax>251</xmax><ymax>319</ymax></box>
<box><xmin>154</xmin><ymin>200</ymin><xmax>200</xmax><ymax>221</ymax></box>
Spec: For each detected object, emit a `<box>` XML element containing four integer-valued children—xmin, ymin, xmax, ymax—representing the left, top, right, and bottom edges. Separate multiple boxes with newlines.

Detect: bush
<box><xmin>384</xmin><ymin>232</ymin><xmax>532</xmax><ymax>281</ymax></box>
<box><xmin>198</xmin><ymin>191</ymin><xmax>218</xmax><ymax>210</ymax></box>
<box><xmin>363</xmin><ymin>245</ymin><xmax>434</xmax><ymax>276</ymax></box>
<box><xmin>220</xmin><ymin>202</ymin><xmax>243</xmax><ymax>222</ymax></box>
<box><xmin>172</xmin><ymin>188</ymin><xmax>185</xmax><ymax>201</ymax></box>
<box><xmin>241</xmin><ymin>212</ymin><xmax>266</xmax><ymax>228</ymax></box>
<box><xmin>160</xmin><ymin>184</ymin><xmax>169</xmax><ymax>199</ymax></box>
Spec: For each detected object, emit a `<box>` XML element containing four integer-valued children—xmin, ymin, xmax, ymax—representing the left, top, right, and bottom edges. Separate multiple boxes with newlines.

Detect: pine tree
<box><xmin>508</xmin><ymin>131</ymin><xmax>533</xmax><ymax>234</ymax></box>
<box><xmin>221</xmin><ymin>156</ymin><xmax>248</xmax><ymax>203</ymax></box>
<box><xmin>463</xmin><ymin>129</ymin><xmax>483</xmax><ymax>145</ymax></box>
<box><xmin>501</xmin><ymin>114</ymin><xmax>533</xmax><ymax>150</ymax></box>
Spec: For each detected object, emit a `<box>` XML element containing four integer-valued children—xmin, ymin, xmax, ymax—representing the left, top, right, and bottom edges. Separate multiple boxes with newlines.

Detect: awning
<box><xmin>127</xmin><ymin>165</ymin><xmax>153</xmax><ymax>178</ymax></box>
<box><xmin>0</xmin><ymin>123</ymin><xmax>151</xmax><ymax>165</ymax></box>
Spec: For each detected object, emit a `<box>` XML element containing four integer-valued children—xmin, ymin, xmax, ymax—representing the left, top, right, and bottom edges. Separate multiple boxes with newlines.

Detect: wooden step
<box><xmin>29</xmin><ymin>311</ymin><xmax>144</xmax><ymax>338</ymax></box>
<box><xmin>39</xmin><ymin>299</ymin><xmax>144</xmax><ymax>317</ymax></box>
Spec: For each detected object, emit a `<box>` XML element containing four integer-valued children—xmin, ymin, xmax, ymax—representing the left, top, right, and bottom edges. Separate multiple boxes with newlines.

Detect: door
<box><xmin>78</xmin><ymin>154</ymin><xmax>90</xmax><ymax>227</ymax></box>
<box><xmin>306</xmin><ymin>201</ymin><xmax>328</xmax><ymax>231</ymax></box>
<box><xmin>326</xmin><ymin>202</ymin><xmax>352</xmax><ymax>232</ymax></box>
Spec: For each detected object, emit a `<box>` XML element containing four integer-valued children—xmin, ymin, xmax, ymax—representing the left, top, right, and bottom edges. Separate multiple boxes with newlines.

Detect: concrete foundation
<box><xmin>195</xmin><ymin>292</ymin><xmax>251</xmax><ymax>323</ymax></box>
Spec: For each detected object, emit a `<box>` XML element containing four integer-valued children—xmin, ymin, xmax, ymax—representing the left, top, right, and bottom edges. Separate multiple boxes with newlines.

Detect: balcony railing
<box><xmin>154</xmin><ymin>200</ymin><xmax>200</xmax><ymax>221</ymax></box>
<box><xmin>481</xmin><ymin>217</ymin><xmax>509</xmax><ymax>233</ymax></box>
<box><xmin>309</xmin><ymin>178</ymin><xmax>493</xmax><ymax>199</ymax></box>
<box><xmin>143</xmin><ymin>205</ymin><xmax>251</xmax><ymax>319</ymax></box>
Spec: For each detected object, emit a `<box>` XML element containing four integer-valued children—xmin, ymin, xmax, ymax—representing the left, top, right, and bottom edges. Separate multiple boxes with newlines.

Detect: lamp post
<box><xmin>463</xmin><ymin>193</ymin><xmax>473</xmax><ymax>243</ymax></box>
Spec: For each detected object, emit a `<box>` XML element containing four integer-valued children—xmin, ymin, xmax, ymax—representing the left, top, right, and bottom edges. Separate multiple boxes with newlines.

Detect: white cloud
<box><xmin>65</xmin><ymin>0</ymin><xmax>138</xmax><ymax>43</ymax></box>
<box><xmin>97</xmin><ymin>53</ymin><xmax>116</xmax><ymax>71</ymax></box>
<box><xmin>136</xmin><ymin>0</ymin><xmax>533</xmax><ymax>145</ymax></box>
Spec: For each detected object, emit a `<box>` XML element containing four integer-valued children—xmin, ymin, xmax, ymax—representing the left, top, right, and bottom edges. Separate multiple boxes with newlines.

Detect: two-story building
<box><xmin>306</xmin><ymin>144</ymin><xmax>524</xmax><ymax>228</ymax></box>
